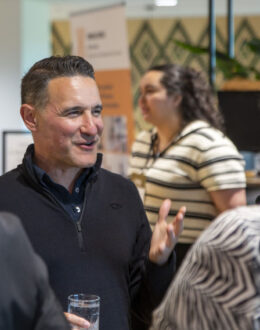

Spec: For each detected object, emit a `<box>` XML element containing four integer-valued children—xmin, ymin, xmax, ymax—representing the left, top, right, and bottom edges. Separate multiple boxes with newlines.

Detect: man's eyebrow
<box><xmin>92</xmin><ymin>104</ymin><xmax>103</xmax><ymax>111</ymax></box>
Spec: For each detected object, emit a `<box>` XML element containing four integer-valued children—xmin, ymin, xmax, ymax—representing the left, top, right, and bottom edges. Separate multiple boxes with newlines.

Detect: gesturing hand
<box><xmin>149</xmin><ymin>199</ymin><xmax>186</xmax><ymax>265</ymax></box>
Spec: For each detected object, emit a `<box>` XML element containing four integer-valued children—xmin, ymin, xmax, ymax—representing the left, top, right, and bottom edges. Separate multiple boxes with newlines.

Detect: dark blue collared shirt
<box><xmin>33</xmin><ymin>164</ymin><xmax>91</xmax><ymax>222</ymax></box>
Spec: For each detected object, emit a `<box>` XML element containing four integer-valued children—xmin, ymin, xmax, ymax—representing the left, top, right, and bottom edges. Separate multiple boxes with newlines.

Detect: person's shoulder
<box><xmin>0</xmin><ymin>212</ymin><xmax>26</xmax><ymax>247</ymax></box>
<box><xmin>0</xmin><ymin>167</ymin><xmax>21</xmax><ymax>184</ymax></box>
<box><xmin>183</xmin><ymin>121</ymin><xmax>241</xmax><ymax>158</ymax></box>
<box><xmin>176</xmin><ymin>205</ymin><xmax>260</xmax><ymax>284</ymax></box>
<box><xmin>0</xmin><ymin>167</ymin><xmax>21</xmax><ymax>190</ymax></box>
<box><xmin>99</xmin><ymin>168</ymin><xmax>136</xmax><ymax>188</ymax></box>
<box><xmin>0</xmin><ymin>167</ymin><xmax>20</xmax><ymax>181</ymax></box>
<box><xmin>134</xmin><ymin>129</ymin><xmax>153</xmax><ymax>144</ymax></box>
<box><xmin>215</xmin><ymin>205</ymin><xmax>260</xmax><ymax>229</ymax></box>
<box><xmin>197</xmin><ymin>205</ymin><xmax>260</xmax><ymax>246</ymax></box>
<box><xmin>180</xmin><ymin>121</ymin><xmax>214</xmax><ymax>149</ymax></box>
<box><xmin>98</xmin><ymin>168</ymin><xmax>142</xmax><ymax>205</ymax></box>
<box><xmin>0</xmin><ymin>212</ymin><xmax>20</xmax><ymax>229</ymax></box>
<box><xmin>197</xmin><ymin>125</ymin><xmax>236</xmax><ymax>149</ymax></box>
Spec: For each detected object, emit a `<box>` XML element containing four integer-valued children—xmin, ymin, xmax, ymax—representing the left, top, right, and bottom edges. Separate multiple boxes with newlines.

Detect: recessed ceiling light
<box><xmin>155</xmin><ymin>0</ymin><xmax>178</xmax><ymax>7</ymax></box>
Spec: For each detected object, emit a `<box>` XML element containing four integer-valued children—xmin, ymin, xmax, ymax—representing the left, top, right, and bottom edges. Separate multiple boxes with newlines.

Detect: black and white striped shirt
<box><xmin>129</xmin><ymin>120</ymin><xmax>246</xmax><ymax>243</ymax></box>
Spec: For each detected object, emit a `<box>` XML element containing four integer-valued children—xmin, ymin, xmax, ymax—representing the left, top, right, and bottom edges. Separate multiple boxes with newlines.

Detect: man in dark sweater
<box><xmin>0</xmin><ymin>212</ymin><xmax>70</xmax><ymax>330</ymax></box>
<box><xmin>0</xmin><ymin>56</ymin><xmax>185</xmax><ymax>329</ymax></box>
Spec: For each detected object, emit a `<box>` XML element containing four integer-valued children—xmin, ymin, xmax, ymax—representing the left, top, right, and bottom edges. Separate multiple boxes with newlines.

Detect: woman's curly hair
<box><xmin>148</xmin><ymin>64</ymin><xmax>224</xmax><ymax>131</ymax></box>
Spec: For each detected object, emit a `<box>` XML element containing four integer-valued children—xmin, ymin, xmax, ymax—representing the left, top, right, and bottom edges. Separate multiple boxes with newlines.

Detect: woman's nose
<box><xmin>139</xmin><ymin>93</ymin><xmax>145</xmax><ymax>106</ymax></box>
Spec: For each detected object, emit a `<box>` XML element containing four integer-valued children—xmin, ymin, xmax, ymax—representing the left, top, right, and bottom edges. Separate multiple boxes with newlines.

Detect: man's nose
<box><xmin>80</xmin><ymin>113</ymin><xmax>97</xmax><ymax>135</ymax></box>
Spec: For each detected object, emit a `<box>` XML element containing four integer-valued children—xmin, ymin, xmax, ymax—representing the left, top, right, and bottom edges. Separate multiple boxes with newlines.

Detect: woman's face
<box><xmin>138</xmin><ymin>70</ymin><xmax>181</xmax><ymax>126</ymax></box>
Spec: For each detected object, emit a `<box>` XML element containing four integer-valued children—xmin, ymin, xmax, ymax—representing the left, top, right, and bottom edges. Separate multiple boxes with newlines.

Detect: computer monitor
<box><xmin>218</xmin><ymin>91</ymin><xmax>260</xmax><ymax>152</ymax></box>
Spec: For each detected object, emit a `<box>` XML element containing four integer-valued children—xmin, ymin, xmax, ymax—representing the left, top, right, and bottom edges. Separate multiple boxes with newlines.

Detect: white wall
<box><xmin>0</xmin><ymin>0</ymin><xmax>23</xmax><ymax>174</ymax></box>
<box><xmin>50</xmin><ymin>0</ymin><xmax>260</xmax><ymax>20</ymax></box>
<box><xmin>0</xmin><ymin>0</ymin><xmax>51</xmax><ymax>174</ymax></box>
<box><xmin>22</xmin><ymin>0</ymin><xmax>51</xmax><ymax>74</ymax></box>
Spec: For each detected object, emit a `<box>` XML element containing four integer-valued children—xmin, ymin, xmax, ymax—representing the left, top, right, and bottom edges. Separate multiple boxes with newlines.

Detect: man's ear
<box><xmin>20</xmin><ymin>104</ymin><xmax>37</xmax><ymax>132</ymax></box>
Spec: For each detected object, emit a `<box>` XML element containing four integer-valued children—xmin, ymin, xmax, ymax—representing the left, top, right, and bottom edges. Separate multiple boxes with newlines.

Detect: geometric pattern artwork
<box><xmin>131</xmin><ymin>22</ymin><xmax>162</xmax><ymax>75</ymax></box>
<box><xmin>51</xmin><ymin>22</ymin><xmax>71</xmax><ymax>56</ymax></box>
<box><xmin>128</xmin><ymin>17</ymin><xmax>260</xmax><ymax>131</ymax></box>
<box><xmin>51</xmin><ymin>17</ymin><xmax>260</xmax><ymax>133</ymax></box>
<box><xmin>235</xmin><ymin>19</ymin><xmax>259</xmax><ymax>70</ymax></box>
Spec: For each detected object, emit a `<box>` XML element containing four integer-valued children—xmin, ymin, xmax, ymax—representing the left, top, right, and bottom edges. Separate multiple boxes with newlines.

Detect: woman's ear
<box><xmin>20</xmin><ymin>104</ymin><xmax>37</xmax><ymax>132</ymax></box>
<box><xmin>172</xmin><ymin>94</ymin><xmax>182</xmax><ymax>108</ymax></box>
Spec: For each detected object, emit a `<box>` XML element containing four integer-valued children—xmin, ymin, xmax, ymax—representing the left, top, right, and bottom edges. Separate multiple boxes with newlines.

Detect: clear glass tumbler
<box><xmin>68</xmin><ymin>293</ymin><xmax>100</xmax><ymax>330</ymax></box>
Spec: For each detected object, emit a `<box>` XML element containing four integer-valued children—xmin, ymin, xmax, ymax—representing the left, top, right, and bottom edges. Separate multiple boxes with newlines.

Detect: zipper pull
<box><xmin>75</xmin><ymin>221</ymin><xmax>85</xmax><ymax>252</ymax></box>
<box><xmin>76</xmin><ymin>221</ymin><xmax>82</xmax><ymax>232</ymax></box>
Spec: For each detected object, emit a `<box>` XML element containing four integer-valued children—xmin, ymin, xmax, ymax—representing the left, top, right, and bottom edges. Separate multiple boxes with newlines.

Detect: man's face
<box><xmin>33</xmin><ymin>75</ymin><xmax>103</xmax><ymax>170</ymax></box>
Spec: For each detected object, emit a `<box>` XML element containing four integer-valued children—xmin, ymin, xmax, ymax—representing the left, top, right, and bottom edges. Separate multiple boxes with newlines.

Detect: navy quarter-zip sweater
<box><xmin>0</xmin><ymin>145</ymin><xmax>175</xmax><ymax>330</ymax></box>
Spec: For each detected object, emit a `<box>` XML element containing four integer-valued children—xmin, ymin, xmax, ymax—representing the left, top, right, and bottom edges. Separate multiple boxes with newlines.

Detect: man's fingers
<box><xmin>64</xmin><ymin>312</ymin><xmax>90</xmax><ymax>328</ymax></box>
<box><xmin>158</xmin><ymin>199</ymin><xmax>172</xmax><ymax>223</ymax></box>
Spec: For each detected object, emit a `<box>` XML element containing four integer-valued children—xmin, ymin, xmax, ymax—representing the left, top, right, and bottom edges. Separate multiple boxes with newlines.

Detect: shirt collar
<box><xmin>178</xmin><ymin>120</ymin><xmax>210</xmax><ymax>138</ymax></box>
<box><xmin>151</xmin><ymin>120</ymin><xmax>210</xmax><ymax>145</ymax></box>
<box><xmin>22</xmin><ymin>144</ymin><xmax>103</xmax><ymax>185</ymax></box>
<box><xmin>33</xmin><ymin>163</ymin><xmax>91</xmax><ymax>192</ymax></box>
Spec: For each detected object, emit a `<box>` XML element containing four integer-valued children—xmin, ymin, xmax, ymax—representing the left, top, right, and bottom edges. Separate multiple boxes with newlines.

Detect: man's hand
<box><xmin>149</xmin><ymin>199</ymin><xmax>186</xmax><ymax>265</ymax></box>
<box><xmin>64</xmin><ymin>312</ymin><xmax>90</xmax><ymax>329</ymax></box>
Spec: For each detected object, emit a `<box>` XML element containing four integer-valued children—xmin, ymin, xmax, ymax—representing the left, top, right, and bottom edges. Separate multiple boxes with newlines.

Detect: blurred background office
<box><xmin>1</xmin><ymin>0</ymin><xmax>260</xmax><ymax>202</ymax></box>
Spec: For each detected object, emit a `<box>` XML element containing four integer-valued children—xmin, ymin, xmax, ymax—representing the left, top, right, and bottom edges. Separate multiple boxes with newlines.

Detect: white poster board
<box><xmin>70</xmin><ymin>4</ymin><xmax>130</xmax><ymax>71</ymax></box>
<box><xmin>70</xmin><ymin>4</ymin><xmax>134</xmax><ymax>177</ymax></box>
<box><xmin>2</xmin><ymin>131</ymin><xmax>33</xmax><ymax>173</ymax></box>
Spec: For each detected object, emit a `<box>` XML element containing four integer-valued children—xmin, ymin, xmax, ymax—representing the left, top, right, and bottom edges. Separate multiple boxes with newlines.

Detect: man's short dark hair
<box><xmin>21</xmin><ymin>55</ymin><xmax>95</xmax><ymax>110</ymax></box>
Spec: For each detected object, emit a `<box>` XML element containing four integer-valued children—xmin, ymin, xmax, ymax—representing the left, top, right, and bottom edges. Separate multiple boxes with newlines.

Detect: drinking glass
<box><xmin>68</xmin><ymin>294</ymin><xmax>100</xmax><ymax>330</ymax></box>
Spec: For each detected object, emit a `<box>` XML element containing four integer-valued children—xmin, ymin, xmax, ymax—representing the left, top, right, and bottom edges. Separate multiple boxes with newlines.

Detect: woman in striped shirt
<box><xmin>129</xmin><ymin>64</ymin><xmax>246</xmax><ymax>269</ymax></box>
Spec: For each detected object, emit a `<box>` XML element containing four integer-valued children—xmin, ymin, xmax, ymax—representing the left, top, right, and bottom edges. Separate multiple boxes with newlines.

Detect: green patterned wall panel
<box><xmin>52</xmin><ymin>16</ymin><xmax>260</xmax><ymax>133</ymax></box>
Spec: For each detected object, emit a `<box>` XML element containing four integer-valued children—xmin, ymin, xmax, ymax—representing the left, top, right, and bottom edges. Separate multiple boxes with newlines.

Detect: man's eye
<box><xmin>66</xmin><ymin>110</ymin><xmax>81</xmax><ymax>117</ymax></box>
<box><xmin>92</xmin><ymin>108</ymin><xmax>102</xmax><ymax>117</ymax></box>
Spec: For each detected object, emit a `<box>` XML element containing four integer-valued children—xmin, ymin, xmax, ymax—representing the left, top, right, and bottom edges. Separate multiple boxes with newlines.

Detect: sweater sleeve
<box><xmin>128</xmin><ymin>193</ymin><xmax>176</xmax><ymax>329</ymax></box>
<box><xmin>197</xmin><ymin>135</ymin><xmax>246</xmax><ymax>191</ymax></box>
<box><xmin>0</xmin><ymin>212</ymin><xmax>70</xmax><ymax>330</ymax></box>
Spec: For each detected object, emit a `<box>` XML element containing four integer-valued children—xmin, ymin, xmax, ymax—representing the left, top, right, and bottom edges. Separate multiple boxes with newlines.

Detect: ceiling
<box><xmin>31</xmin><ymin>0</ymin><xmax>260</xmax><ymax>20</ymax></box>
